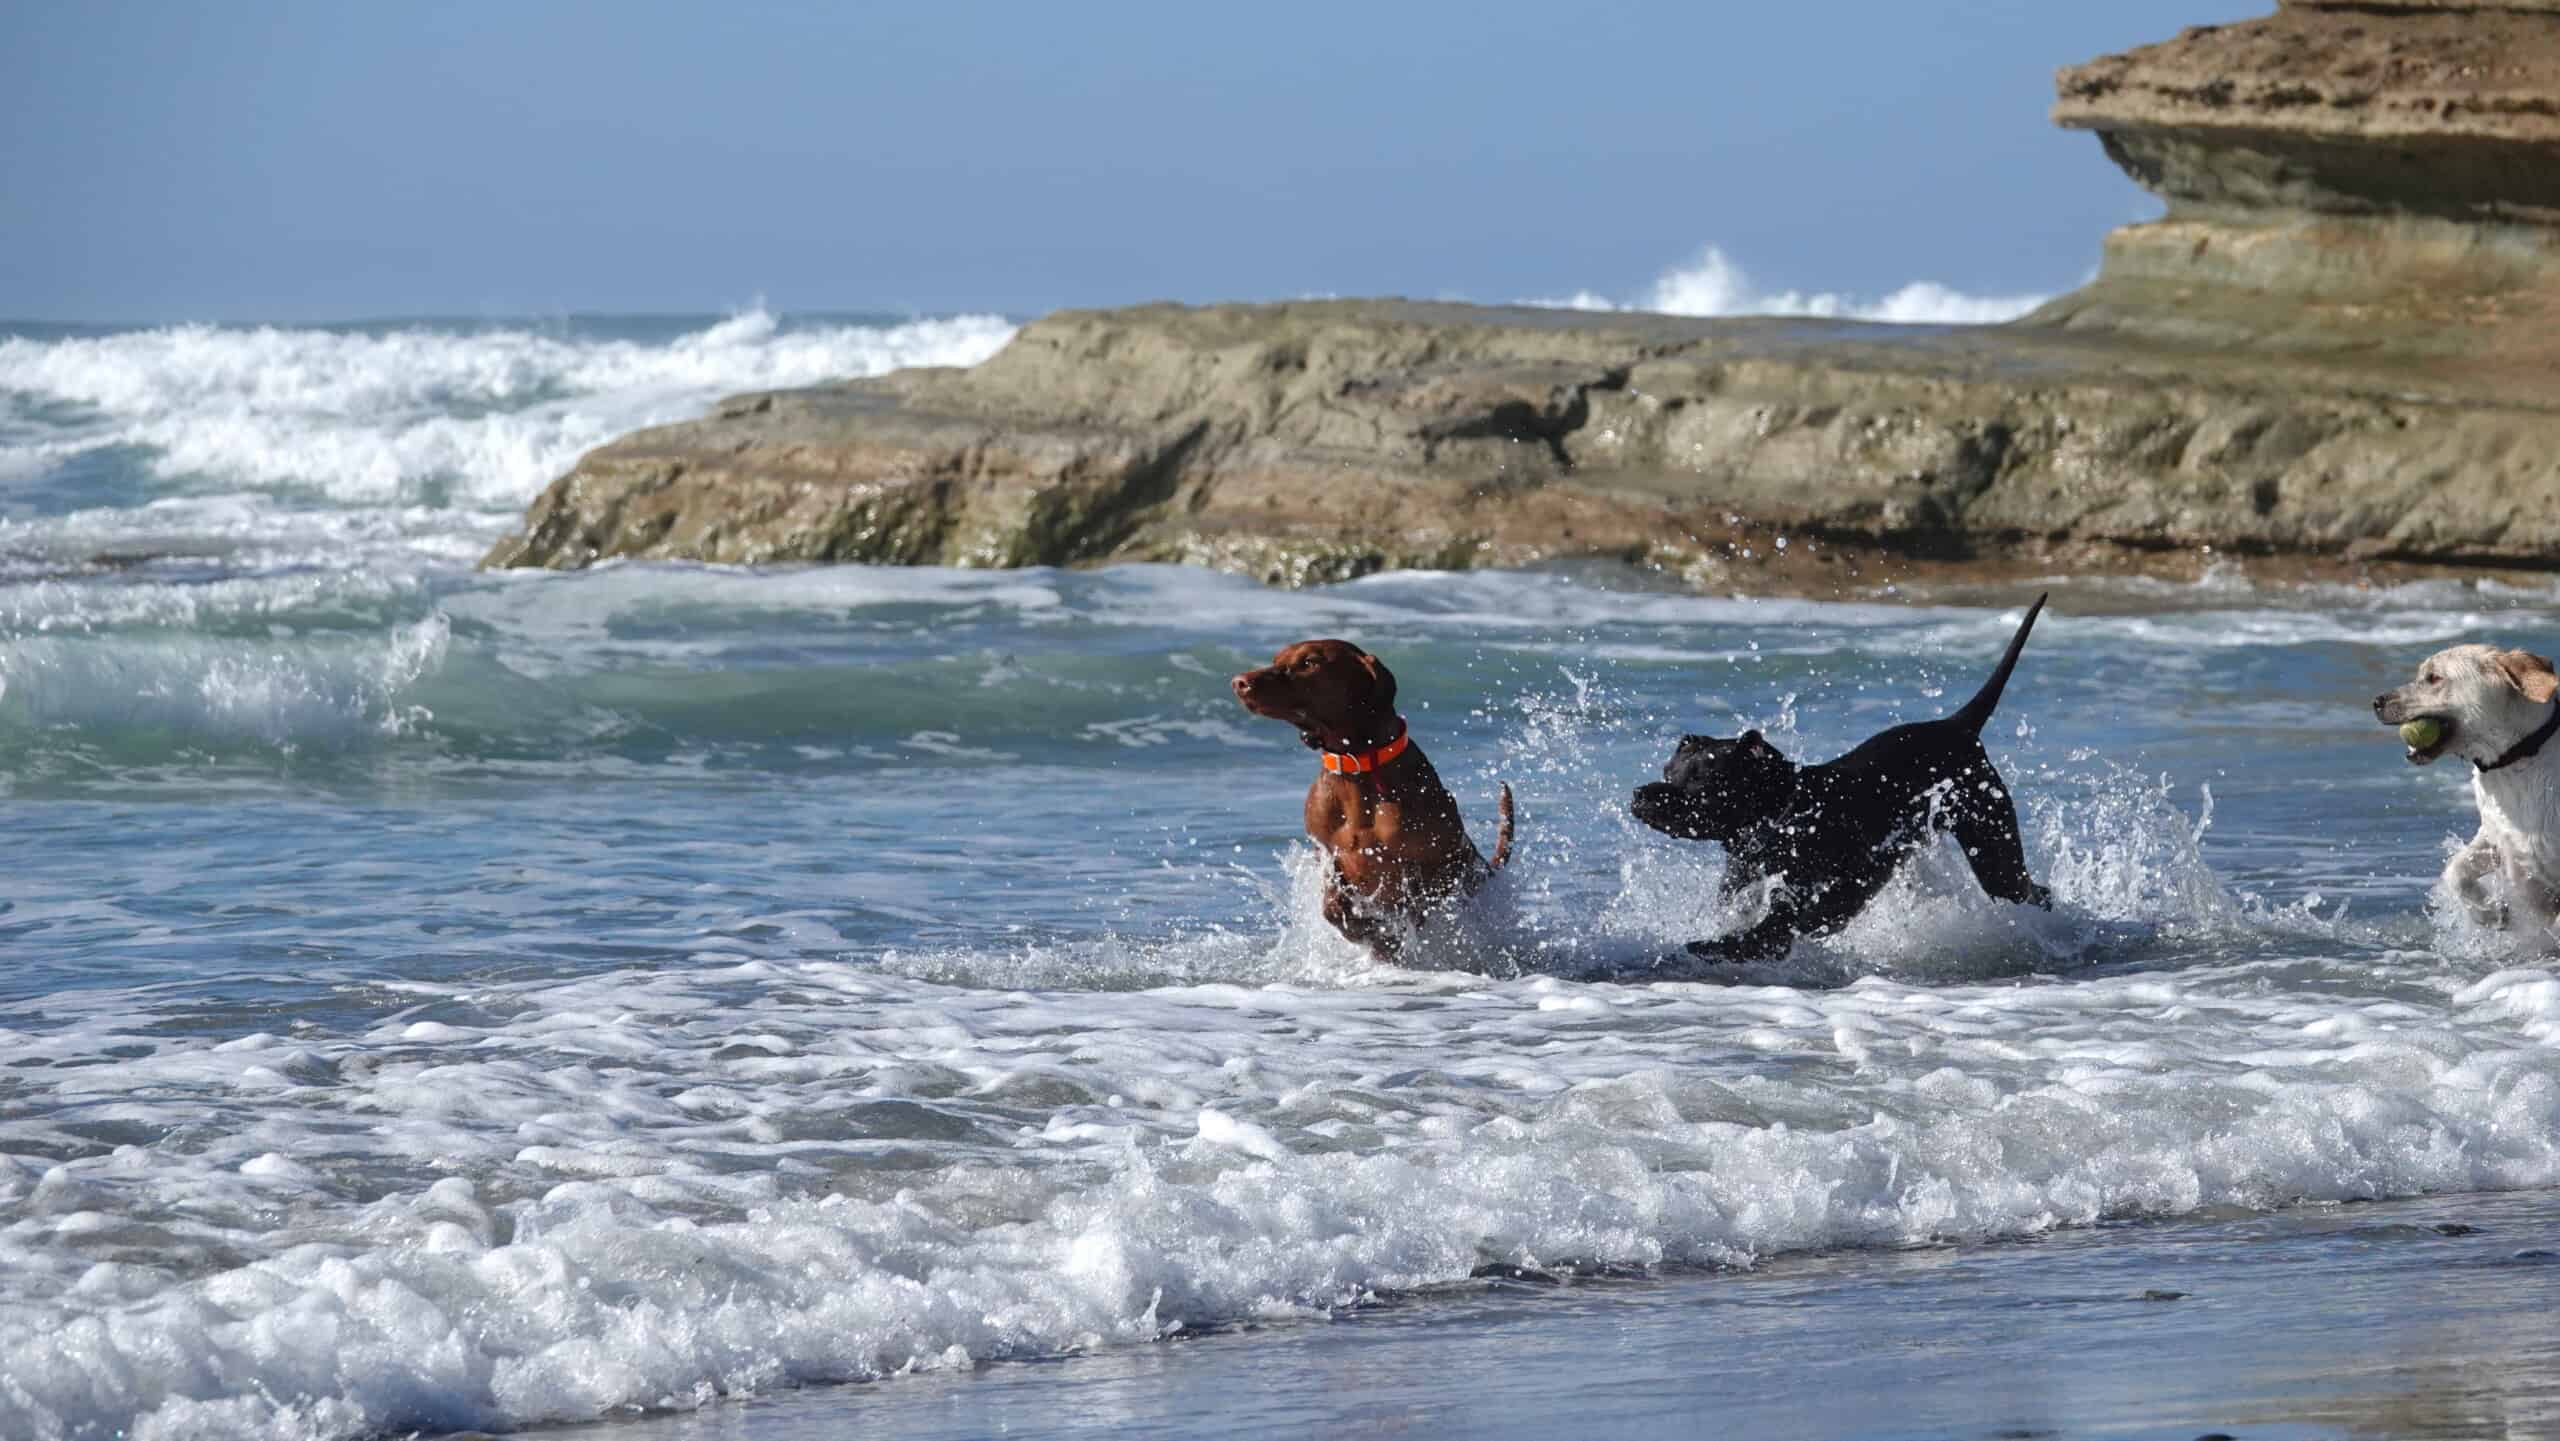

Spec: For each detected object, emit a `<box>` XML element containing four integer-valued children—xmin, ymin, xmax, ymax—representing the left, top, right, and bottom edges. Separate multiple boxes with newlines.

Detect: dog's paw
<box><xmin>1683</xmin><ymin>939</ymin><xmax>1750</xmax><ymax>965</ymax></box>
<box><xmin>2027</xmin><ymin>884</ymin><xmax>2054</xmax><ymax>911</ymax></box>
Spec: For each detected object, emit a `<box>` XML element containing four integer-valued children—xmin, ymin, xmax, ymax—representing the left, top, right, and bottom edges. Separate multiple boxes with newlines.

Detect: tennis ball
<box><xmin>2400</xmin><ymin>718</ymin><xmax>2445</xmax><ymax>751</ymax></box>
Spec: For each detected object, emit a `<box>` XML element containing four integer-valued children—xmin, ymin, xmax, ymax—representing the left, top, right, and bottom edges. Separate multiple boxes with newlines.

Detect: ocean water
<box><xmin>3</xmin><ymin>314</ymin><xmax>2559</xmax><ymax>1441</ymax></box>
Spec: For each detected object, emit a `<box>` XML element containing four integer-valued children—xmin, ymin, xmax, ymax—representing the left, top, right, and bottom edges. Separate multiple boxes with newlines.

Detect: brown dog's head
<box><xmin>2374</xmin><ymin>643</ymin><xmax>2560</xmax><ymax>766</ymax></box>
<box><xmin>1232</xmin><ymin>639</ymin><xmax>1399</xmax><ymax>750</ymax></box>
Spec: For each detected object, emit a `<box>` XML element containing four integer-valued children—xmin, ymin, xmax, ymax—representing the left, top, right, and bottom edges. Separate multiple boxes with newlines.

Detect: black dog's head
<box><xmin>1630</xmin><ymin>730</ymin><xmax>1800</xmax><ymax>841</ymax></box>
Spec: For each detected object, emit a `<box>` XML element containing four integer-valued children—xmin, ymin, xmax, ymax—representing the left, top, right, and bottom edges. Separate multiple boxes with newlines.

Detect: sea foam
<box><xmin>3</xmin><ymin>935</ymin><xmax>2555</xmax><ymax>1441</ymax></box>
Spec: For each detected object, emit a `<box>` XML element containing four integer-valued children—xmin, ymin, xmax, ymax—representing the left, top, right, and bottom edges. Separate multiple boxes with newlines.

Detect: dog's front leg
<box><xmin>1323</xmin><ymin>867</ymin><xmax>1401</xmax><ymax>958</ymax></box>
<box><xmin>2442</xmin><ymin>839</ymin><xmax>2508</xmax><ymax>928</ymax></box>
<box><xmin>2506</xmin><ymin>860</ymin><xmax>2560</xmax><ymax>936</ymax></box>
<box><xmin>1714</xmin><ymin>858</ymin><xmax>1764</xmax><ymax>909</ymax></box>
<box><xmin>1684</xmin><ymin>912</ymin><xmax>1797</xmax><ymax>963</ymax></box>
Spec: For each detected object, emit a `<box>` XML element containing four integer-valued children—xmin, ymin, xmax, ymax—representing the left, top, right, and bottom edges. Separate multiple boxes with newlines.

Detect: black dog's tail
<box><xmin>1952</xmin><ymin>593</ymin><xmax>2047</xmax><ymax>735</ymax></box>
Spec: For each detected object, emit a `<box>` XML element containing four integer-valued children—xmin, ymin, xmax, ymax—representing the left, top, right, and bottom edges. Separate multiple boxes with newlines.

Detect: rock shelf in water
<box><xmin>484</xmin><ymin>1</ymin><xmax>2560</xmax><ymax>592</ymax></box>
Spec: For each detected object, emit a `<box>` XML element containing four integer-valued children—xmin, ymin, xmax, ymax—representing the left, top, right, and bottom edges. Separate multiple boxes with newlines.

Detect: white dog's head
<box><xmin>2375</xmin><ymin>643</ymin><xmax>2560</xmax><ymax>767</ymax></box>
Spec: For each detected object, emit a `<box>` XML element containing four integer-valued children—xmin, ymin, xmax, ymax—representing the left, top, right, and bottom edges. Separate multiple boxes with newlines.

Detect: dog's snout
<box><xmin>2374</xmin><ymin>693</ymin><xmax>2392</xmax><ymax>718</ymax></box>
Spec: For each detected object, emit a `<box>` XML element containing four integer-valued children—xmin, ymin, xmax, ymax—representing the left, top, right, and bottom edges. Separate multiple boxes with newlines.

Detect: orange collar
<box><xmin>1320</xmin><ymin>720</ymin><xmax>1410</xmax><ymax>776</ymax></box>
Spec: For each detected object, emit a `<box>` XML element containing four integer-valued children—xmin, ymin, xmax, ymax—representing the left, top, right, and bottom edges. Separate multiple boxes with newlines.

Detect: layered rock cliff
<box><xmin>485</xmin><ymin>2</ymin><xmax>2560</xmax><ymax>590</ymax></box>
<box><xmin>2042</xmin><ymin>0</ymin><xmax>2560</xmax><ymax>382</ymax></box>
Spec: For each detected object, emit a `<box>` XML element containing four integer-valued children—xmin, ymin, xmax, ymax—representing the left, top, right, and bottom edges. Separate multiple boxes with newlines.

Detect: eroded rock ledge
<box><xmin>485</xmin><ymin>2</ymin><xmax>2560</xmax><ymax>592</ymax></box>
<box><xmin>2055</xmin><ymin>0</ymin><xmax>2560</xmax><ymax>224</ymax></box>
<box><xmin>2043</xmin><ymin>0</ymin><xmax>2560</xmax><ymax>373</ymax></box>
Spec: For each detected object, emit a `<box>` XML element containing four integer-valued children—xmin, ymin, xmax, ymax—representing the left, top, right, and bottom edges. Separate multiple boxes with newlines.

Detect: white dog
<box><xmin>2375</xmin><ymin>643</ymin><xmax>2560</xmax><ymax>933</ymax></box>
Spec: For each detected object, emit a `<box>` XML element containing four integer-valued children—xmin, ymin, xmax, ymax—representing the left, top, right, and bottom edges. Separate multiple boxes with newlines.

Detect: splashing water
<box><xmin>3</xmin><ymin>315</ymin><xmax>2560</xmax><ymax>1441</ymax></box>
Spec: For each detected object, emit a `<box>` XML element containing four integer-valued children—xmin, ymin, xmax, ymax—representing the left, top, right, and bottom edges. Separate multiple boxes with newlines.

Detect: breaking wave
<box><xmin>1531</xmin><ymin>244</ymin><xmax>2052</xmax><ymax>325</ymax></box>
<box><xmin>0</xmin><ymin>309</ymin><xmax>1016</xmax><ymax>512</ymax></box>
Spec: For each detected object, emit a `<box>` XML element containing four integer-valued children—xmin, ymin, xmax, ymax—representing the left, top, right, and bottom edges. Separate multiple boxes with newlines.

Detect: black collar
<box><xmin>2478</xmin><ymin>702</ymin><xmax>2560</xmax><ymax>774</ymax></box>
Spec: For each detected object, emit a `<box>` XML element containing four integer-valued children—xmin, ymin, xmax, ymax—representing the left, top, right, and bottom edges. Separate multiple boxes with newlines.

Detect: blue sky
<box><xmin>1</xmin><ymin>1</ymin><xmax>2265</xmax><ymax>323</ymax></box>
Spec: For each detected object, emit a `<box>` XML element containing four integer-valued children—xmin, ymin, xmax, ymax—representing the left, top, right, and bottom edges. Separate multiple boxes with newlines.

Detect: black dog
<box><xmin>1632</xmin><ymin>595</ymin><xmax>2053</xmax><ymax>962</ymax></box>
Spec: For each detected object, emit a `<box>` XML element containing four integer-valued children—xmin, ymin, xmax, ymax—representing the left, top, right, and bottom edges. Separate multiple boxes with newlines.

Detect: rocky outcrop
<box><xmin>484</xmin><ymin>3</ymin><xmax>2560</xmax><ymax>592</ymax></box>
<box><xmin>2043</xmin><ymin>0</ymin><xmax>2560</xmax><ymax>381</ymax></box>
<box><xmin>2055</xmin><ymin>3</ymin><xmax>2560</xmax><ymax>223</ymax></box>
<box><xmin>482</xmin><ymin>299</ymin><xmax>2560</xmax><ymax>588</ymax></box>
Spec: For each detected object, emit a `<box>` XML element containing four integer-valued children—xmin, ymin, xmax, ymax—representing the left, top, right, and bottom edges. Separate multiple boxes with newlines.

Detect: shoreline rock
<box><xmin>484</xmin><ymin>4</ymin><xmax>2560</xmax><ymax>595</ymax></box>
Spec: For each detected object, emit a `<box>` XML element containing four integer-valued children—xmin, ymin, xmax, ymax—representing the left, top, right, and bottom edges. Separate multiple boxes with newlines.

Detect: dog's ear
<box><xmin>1738</xmin><ymin>730</ymin><xmax>1797</xmax><ymax>774</ymax></box>
<box><xmin>1355</xmin><ymin>649</ymin><xmax>1398</xmax><ymax>711</ymax></box>
<box><xmin>2496</xmin><ymin>649</ymin><xmax>2560</xmax><ymax>704</ymax></box>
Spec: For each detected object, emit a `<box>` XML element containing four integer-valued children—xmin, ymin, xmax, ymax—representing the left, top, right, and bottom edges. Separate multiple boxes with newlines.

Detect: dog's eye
<box><xmin>2424</xmin><ymin>672</ymin><xmax>2440</xmax><ymax>684</ymax></box>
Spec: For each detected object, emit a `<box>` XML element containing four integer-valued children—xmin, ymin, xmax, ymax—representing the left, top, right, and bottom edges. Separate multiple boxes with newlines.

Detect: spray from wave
<box><xmin>1531</xmin><ymin>244</ymin><xmax>2052</xmax><ymax>325</ymax></box>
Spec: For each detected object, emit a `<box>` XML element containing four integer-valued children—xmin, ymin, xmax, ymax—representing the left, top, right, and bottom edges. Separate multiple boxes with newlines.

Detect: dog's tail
<box><xmin>1952</xmin><ymin>592</ymin><xmax>2048</xmax><ymax>735</ymax></box>
<box><xmin>1487</xmin><ymin>783</ymin><xmax>1516</xmax><ymax>870</ymax></box>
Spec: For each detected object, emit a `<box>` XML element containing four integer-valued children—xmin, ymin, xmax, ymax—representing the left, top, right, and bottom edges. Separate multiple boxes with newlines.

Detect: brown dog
<box><xmin>1231</xmin><ymin>639</ymin><xmax>1515</xmax><ymax>957</ymax></box>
